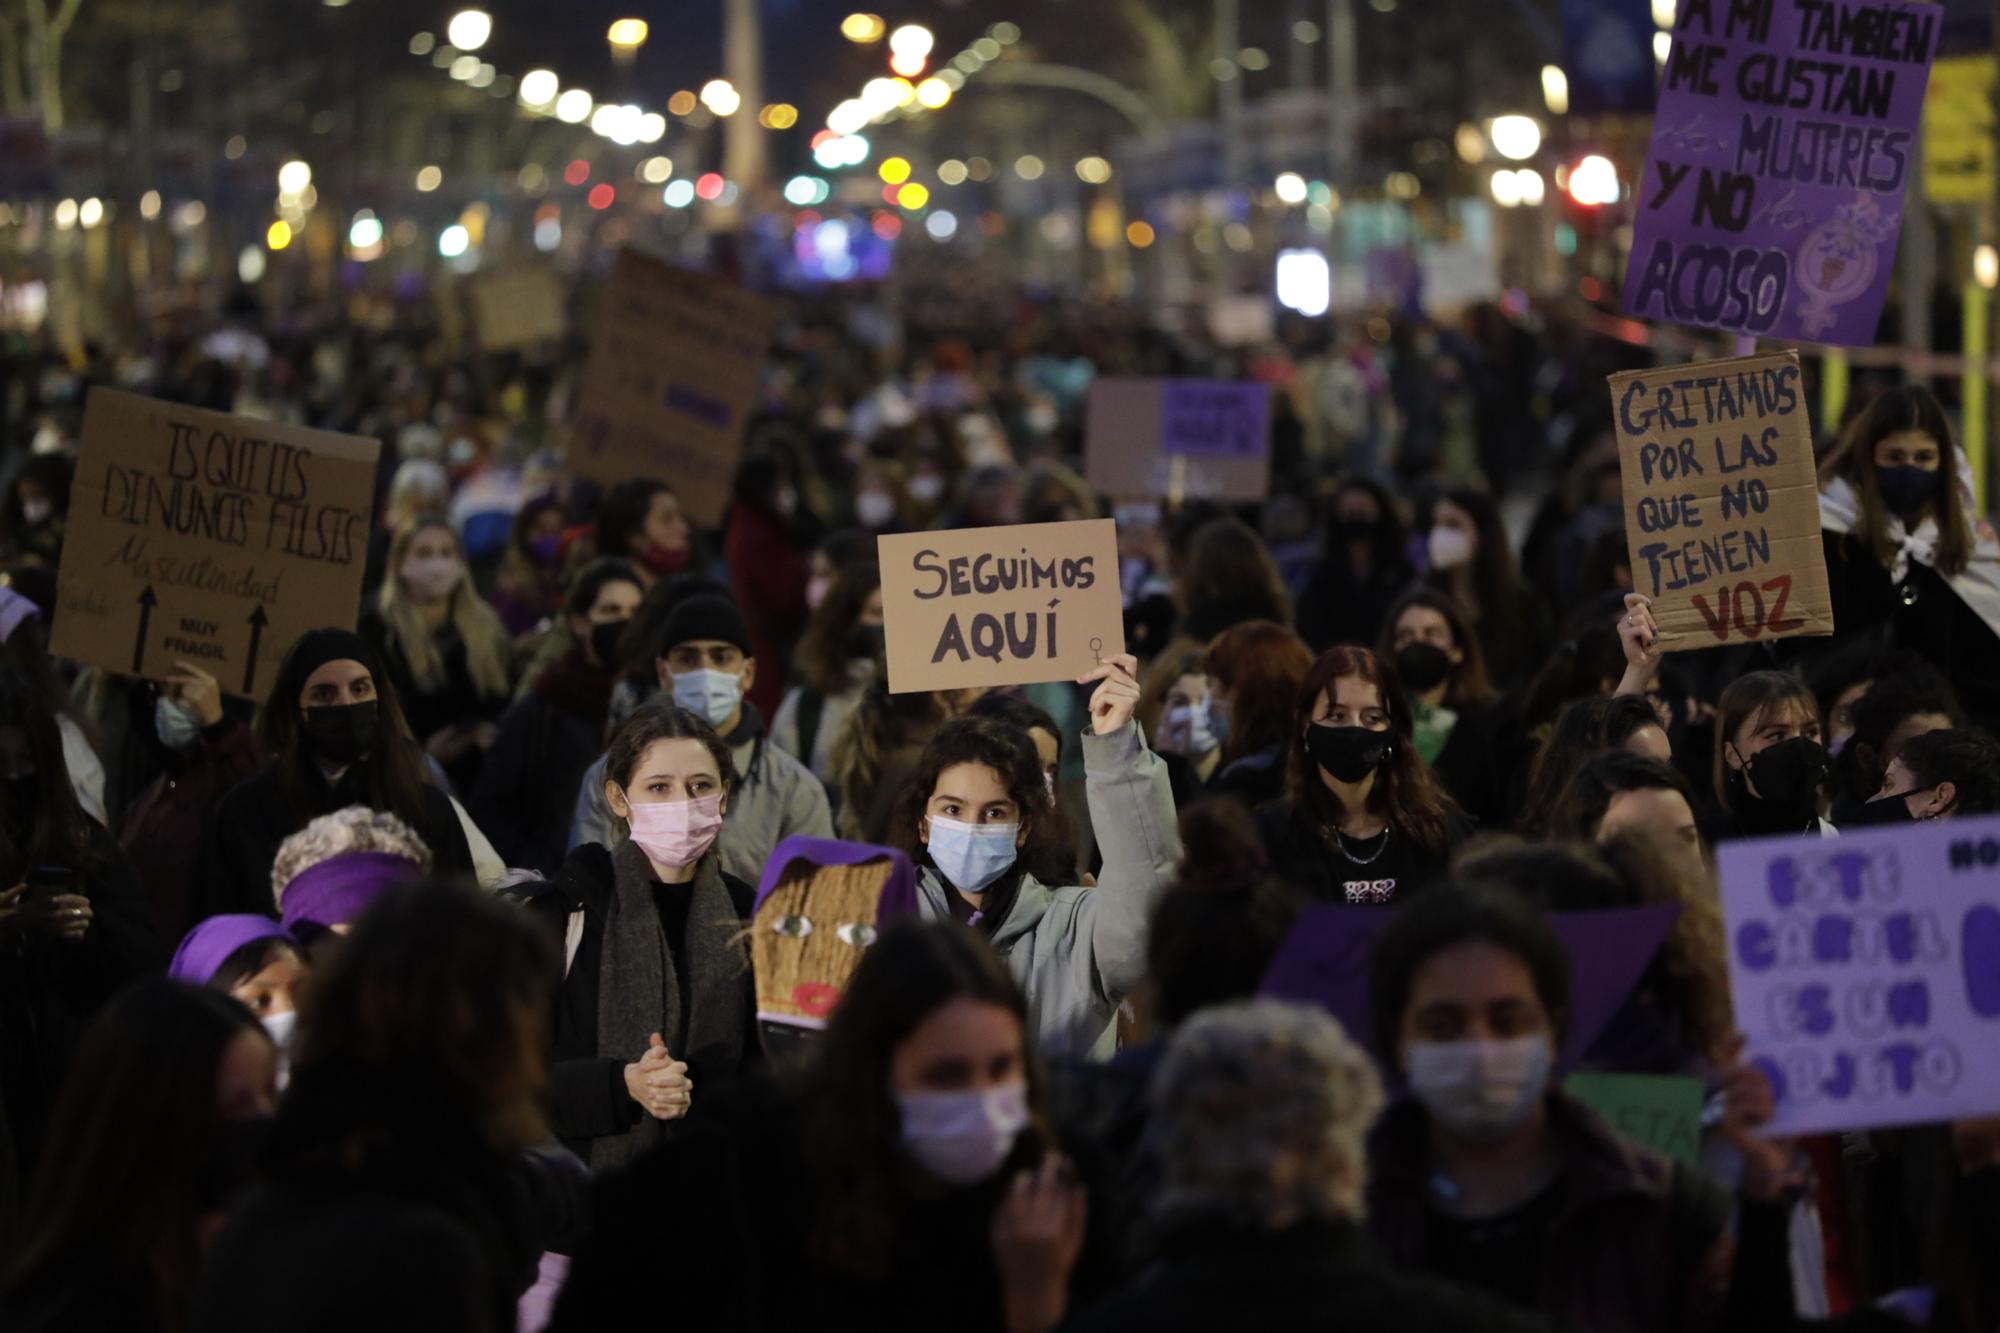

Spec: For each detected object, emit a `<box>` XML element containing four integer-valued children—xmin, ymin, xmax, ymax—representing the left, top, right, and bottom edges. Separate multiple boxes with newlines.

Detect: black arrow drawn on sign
<box><xmin>132</xmin><ymin>585</ymin><xmax>157</xmax><ymax>675</ymax></box>
<box><xmin>242</xmin><ymin>605</ymin><xmax>269</xmax><ymax>696</ymax></box>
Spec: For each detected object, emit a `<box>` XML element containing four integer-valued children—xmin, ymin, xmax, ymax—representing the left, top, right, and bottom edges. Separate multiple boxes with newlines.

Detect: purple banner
<box><xmin>1622</xmin><ymin>0</ymin><xmax>1940</xmax><ymax>347</ymax></box>
<box><xmin>1161</xmin><ymin>381</ymin><xmax>1270</xmax><ymax>458</ymax></box>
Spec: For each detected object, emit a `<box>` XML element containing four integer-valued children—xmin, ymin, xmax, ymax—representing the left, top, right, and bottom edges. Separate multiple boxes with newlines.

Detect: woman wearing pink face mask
<box><xmin>511</xmin><ymin>704</ymin><xmax>756</xmax><ymax>1168</ymax></box>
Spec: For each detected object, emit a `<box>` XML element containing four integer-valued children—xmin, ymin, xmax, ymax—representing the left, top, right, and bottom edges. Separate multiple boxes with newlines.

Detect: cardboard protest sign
<box><xmin>1085</xmin><ymin>378</ymin><xmax>1271</xmax><ymax>503</ymax></box>
<box><xmin>51</xmin><ymin>388</ymin><xmax>379</xmax><ymax>699</ymax></box>
<box><xmin>567</xmin><ymin>250</ymin><xmax>781</xmax><ymax>527</ymax></box>
<box><xmin>1259</xmin><ymin>903</ymin><xmax>1682</xmax><ymax>1067</ymax></box>
<box><xmin>1623</xmin><ymin>0</ymin><xmax>1940</xmax><ymax>345</ymax></box>
<box><xmin>1609</xmin><ymin>350</ymin><xmax>1834</xmax><ymax>649</ymax></box>
<box><xmin>876</xmin><ymin>519</ymin><xmax>1123</xmax><ymax>694</ymax></box>
<box><xmin>1719</xmin><ymin>817</ymin><xmax>2000</xmax><ymax>1136</ymax></box>
<box><xmin>469</xmin><ymin>265</ymin><xmax>566</xmax><ymax>351</ymax></box>
<box><xmin>1565</xmin><ymin>1074</ymin><xmax>1706</xmax><ymax>1163</ymax></box>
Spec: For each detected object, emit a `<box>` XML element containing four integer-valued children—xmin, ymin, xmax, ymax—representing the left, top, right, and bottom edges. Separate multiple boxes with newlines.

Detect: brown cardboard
<box><xmin>1608</xmin><ymin>350</ymin><xmax>1834</xmax><ymax>651</ymax></box>
<box><xmin>1085</xmin><ymin>377</ymin><xmax>1272</xmax><ymax>502</ymax></box>
<box><xmin>469</xmin><ymin>265</ymin><xmax>566</xmax><ymax>351</ymax></box>
<box><xmin>877</xmin><ymin>519</ymin><xmax>1125</xmax><ymax>693</ymax></box>
<box><xmin>49</xmin><ymin>387</ymin><xmax>381</xmax><ymax>699</ymax></box>
<box><xmin>566</xmin><ymin>250</ymin><xmax>781</xmax><ymax>527</ymax></box>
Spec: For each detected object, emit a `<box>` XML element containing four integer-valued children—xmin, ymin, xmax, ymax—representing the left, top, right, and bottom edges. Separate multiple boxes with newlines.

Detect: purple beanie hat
<box><xmin>169</xmin><ymin>915</ymin><xmax>296</xmax><ymax>985</ymax></box>
<box><xmin>279</xmin><ymin>850</ymin><xmax>423</xmax><ymax>932</ymax></box>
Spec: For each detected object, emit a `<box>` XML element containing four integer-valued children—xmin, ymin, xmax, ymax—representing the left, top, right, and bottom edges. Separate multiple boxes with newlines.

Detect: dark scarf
<box><xmin>532</xmin><ymin>645</ymin><xmax>617</xmax><ymax>729</ymax></box>
<box><xmin>593</xmin><ymin>839</ymin><xmax>748</xmax><ymax>1169</ymax></box>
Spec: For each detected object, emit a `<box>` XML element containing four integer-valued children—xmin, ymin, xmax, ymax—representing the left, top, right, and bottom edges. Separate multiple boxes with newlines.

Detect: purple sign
<box><xmin>1260</xmin><ymin>902</ymin><xmax>1681</xmax><ymax>1069</ymax></box>
<box><xmin>1161</xmin><ymin>381</ymin><xmax>1270</xmax><ymax>458</ymax></box>
<box><xmin>1623</xmin><ymin>0</ymin><xmax>1940</xmax><ymax>347</ymax></box>
<box><xmin>1719</xmin><ymin>816</ymin><xmax>2000</xmax><ymax>1136</ymax></box>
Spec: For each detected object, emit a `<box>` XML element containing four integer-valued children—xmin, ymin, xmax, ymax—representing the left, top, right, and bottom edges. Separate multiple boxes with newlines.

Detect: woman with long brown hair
<box><xmin>1818</xmin><ymin>385</ymin><xmax>2000</xmax><ymax>731</ymax></box>
<box><xmin>1253</xmin><ymin>645</ymin><xmax>1465</xmax><ymax>905</ymax></box>
<box><xmin>1376</xmin><ymin>587</ymin><xmax>1505</xmax><ymax>825</ymax></box>
<box><xmin>1202</xmin><ymin>620</ymin><xmax>1317</xmax><ymax>809</ymax></box>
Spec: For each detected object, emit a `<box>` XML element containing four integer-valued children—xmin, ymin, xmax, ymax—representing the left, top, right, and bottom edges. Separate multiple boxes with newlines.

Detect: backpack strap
<box><xmin>795</xmin><ymin>686</ymin><xmax>827</xmax><ymax>771</ymax></box>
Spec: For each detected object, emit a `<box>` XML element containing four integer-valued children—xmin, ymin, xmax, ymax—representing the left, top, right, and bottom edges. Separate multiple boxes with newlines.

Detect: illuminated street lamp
<box><xmin>445</xmin><ymin>9</ymin><xmax>490</xmax><ymax>52</ymax></box>
<box><xmin>1489</xmin><ymin>115</ymin><xmax>1541</xmax><ymax>161</ymax></box>
<box><xmin>608</xmin><ymin>18</ymin><xmax>648</xmax><ymax>48</ymax></box>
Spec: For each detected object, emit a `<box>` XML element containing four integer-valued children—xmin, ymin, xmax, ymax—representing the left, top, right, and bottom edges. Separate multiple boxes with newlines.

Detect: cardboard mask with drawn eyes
<box><xmin>750</xmin><ymin>836</ymin><xmax>918</xmax><ymax>1054</ymax></box>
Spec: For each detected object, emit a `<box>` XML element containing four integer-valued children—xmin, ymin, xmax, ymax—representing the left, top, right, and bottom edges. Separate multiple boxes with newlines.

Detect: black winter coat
<box><xmin>191</xmin><ymin>763</ymin><xmax>474</xmax><ymax>920</ymax></box>
<box><xmin>1067</xmin><ymin>1220</ymin><xmax>1555</xmax><ymax>1333</ymax></box>
<box><xmin>468</xmin><ymin>691</ymin><xmax>605</xmax><ymax>876</ymax></box>
<box><xmin>512</xmin><ymin>842</ymin><xmax>756</xmax><ymax>1152</ymax></box>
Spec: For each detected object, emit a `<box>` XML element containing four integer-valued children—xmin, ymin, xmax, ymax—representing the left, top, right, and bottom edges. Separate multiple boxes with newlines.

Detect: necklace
<box><xmin>1333</xmin><ymin>823</ymin><xmax>1390</xmax><ymax>865</ymax></box>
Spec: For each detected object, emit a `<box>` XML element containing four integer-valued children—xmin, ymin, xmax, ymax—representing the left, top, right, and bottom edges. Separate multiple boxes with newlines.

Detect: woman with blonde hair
<box><xmin>363</xmin><ymin>514</ymin><xmax>515</xmax><ymax>794</ymax></box>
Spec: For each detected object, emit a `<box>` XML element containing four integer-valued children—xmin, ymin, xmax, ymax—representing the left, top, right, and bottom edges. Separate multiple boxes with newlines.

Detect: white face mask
<box><xmin>19</xmin><ymin>497</ymin><xmax>51</xmax><ymax>526</ymax></box>
<box><xmin>1427</xmin><ymin>524</ymin><xmax>1475</xmax><ymax>571</ymax></box>
<box><xmin>1405</xmin><ymin>1034</ymin><xmax>1551</xmax><ymax>1142</ymax></box>
<box><xmin>925</xmin><ymin>815</ymin><xmax>1019</xmax><ymax>896</ymax></box>
<box><xmin>261</xmin><ymin>1009</ymin><xmax>298</xmax><ymax>1092</ymax></box>
<box><xmin>400</xmin><ymin>554</ymin><xmax>462</xmax><ymax>602</ymax></box>
<box><xmin>671</xmin><ymin>667</ymin><xmax>743</xmax><ymax>730</ymax></box>
<box><xmin>155</xmin><ymin>695</ymin><xmax>204</xmax><ymax>751</ymax></box>
<box><xmin>908</xmin><ymin>473</ymin><xmax>946</xmax><ymax>504</ymax></box>
<box><xmin>896</xmin><ymin>1081</ymin><xmax>1030</xmax><ymax>1185</ymax></box>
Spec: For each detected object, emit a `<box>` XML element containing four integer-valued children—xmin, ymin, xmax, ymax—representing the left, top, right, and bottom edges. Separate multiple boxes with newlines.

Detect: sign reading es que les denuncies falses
<box><xmin>1720</xmin><ymin>816</ymin><xmax>2000</xmax><ymax>1136</ymax></box>
<box><xmin>1623</xmin><ymin>0</ymin><xmax>1940</xmax><ymax>345</ymax></box>
<box><xmin>877</xmin><ymin>519</ymin><xmax>1124</xmax><ymax>693</ymax></box>
<box><xmin>50</xmin><ymin>388</ymin><xmax>380</xmax><ymax>699</ymax></box>
<box><xmin>1608</xmin><ymin>350</ymin><xmax>1833</xmax><ymax>649</ymax></box>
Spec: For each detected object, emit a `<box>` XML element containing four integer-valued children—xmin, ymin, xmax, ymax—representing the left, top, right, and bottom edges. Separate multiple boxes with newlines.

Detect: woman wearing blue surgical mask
<box><xmin>1365</xmin><ymin>884</ymin><xmax>1738</xmax><ymax>1333</ymax></box>
<box><xmin>888</xmin><ymin>654</ymin><xmax>1178</xmax><ymax>1059</ymax></box>
<box><xmin>1818</xmin><ymin>386</ymin><xmax>2000</xmax><ymax>735</ymax></box>
<box><xmin>548</xmin><ymin>920</ymin><xmax>1091</xmax><ymax>1333</ymax></box>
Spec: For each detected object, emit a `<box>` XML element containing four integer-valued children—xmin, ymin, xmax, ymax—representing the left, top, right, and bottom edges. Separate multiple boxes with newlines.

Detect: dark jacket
<box><xmin>1815</xmin><ymin>530</ymin><xmax>2000</xmax><ymax>734</ymax></box>
<box><xmin>469</xmin><ymin>657</ymin><xmax>614</xmax><ymax>875</ymax></box>
<box><xmin>1427</xmin><ymin>704</ymin><xmax>1505</xmax><ymax>829</ymax></box>
<box><xmin>360</xmin><ymin>611</ymin><xmax>508</xmax><ymax>794</ymax></box>
<box><xmin>1068</xmin><ymin>1218</ymin><xmax>1556</xmax><ymax>1333</ymax></box>
<box><xmin>191</xmin><ymin>764</ymin><xmax>474</xmax><ymax>921</ymax></box>
<box><xmin>0</xmin><ymin>1259</ymin><xmax>164</xmax><ymax>1333</ymax></box>
<box><xmin>1207</xmin><ymin>743</ymin><xmax>1288</xmax><ymax>811</ymax></box>
<box><xmin>118</xmin><ymin>718</ymin><xmax>267</xmax><ymax>941</ymax></box>
<box><xmin>550</xmin><ymin>1075</ymin><xmax>1036</xmax><ymax>1333</ymax></box>
<box><xmin>724</xmin><ymin>505</ymin><xmax>810</xmax><ymax>723</ymax></box>
<box><xmin>1298</xmin><ymin>551</ymin><xmax>1415</xmax><ymax>654</ymax></box>
<box><xmin>190</xmin><ymin>1068</ymin><xmax>546</xmax><ymax>1333</ymax></box>
<box><xmin>0</xmin><ymin>830</ymin><xmax>159</xmax><ymax>1229</ymax></box>
<box><xmin>1252</xmin><ymin>796</ymin><xmax>1464</xmax><ymax>905</ymax></box>
<box><xmin>1368</xmin><ymin>1092</ymin><xmax>1736</xmax><ymax>1333</ymax></box>
<box><xmin>513</xmin><ymin>842</ymin><xmax>755</xmax><ymax>1152</ymax></box>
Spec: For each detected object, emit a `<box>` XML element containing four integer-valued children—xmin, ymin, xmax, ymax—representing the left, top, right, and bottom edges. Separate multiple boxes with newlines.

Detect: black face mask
<box><xmin>1842</xmin><ymin>790</ymin><xmax>1925</xmax><ymax>827</ymax></box>
<box><xmin>588</xmin><ymin>619</ymin><xmax>629</xmax><ymax>668</ymax></box>
<box><xmin>1305</xmin><ymin>723</ymin><xmax>1393</xmax><ymax>784</ymax></box>
<box><xmin>1393</xmin><ymin>642</ymin><xmax>1453</xmax><ymax>694</ymax></box>
<box><xmin>1875</xmin><ymin>465</ymin><xmax>1942</xmax><ymax>521</ymax></box>
<box><xmin>302</xmin><ymin>701</ymin><xmax>380</xmax><ymax>767</ymax></box>
<box><xmin>846</xmin><ymin>623</ymin><xmax>886</xmax><ymax>660</ymax></box>
<box><xmin>1735</xmin><ymin>736</ymin><xmax>1828</xmax><ymax>819</ymax></box>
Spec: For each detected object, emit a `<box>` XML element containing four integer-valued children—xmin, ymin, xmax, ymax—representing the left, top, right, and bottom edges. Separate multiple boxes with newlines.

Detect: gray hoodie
<box><xmin>917</xmin><ymin>719</ymin><xmax>1179</xmax><ymax>1059</ymax></box>
<box><xmin>569</xmin><ymin>728</ymin><xmax>833</xmax><ymax>889</ymax></box>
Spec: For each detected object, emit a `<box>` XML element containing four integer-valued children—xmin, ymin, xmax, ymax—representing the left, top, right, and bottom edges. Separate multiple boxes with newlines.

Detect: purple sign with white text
<box><xmin>1719</xmin><ymin>816</ymin><xmax>2000</xmax><ymax>1136</ymax></box>
<box><xmin>1623</xmin><ymin>0</ymin><xmax>1939</xmax><ymax>346</ymax></box>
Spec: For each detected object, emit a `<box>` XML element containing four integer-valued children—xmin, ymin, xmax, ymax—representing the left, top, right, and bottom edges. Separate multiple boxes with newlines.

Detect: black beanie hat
<box><xmin>657</xmin><ymin>594</ymin><xmax>752</xmax><ymax>657</ymax></box>
<box><xmin>275</xmin><ymin>628</ymin><xmax>381</xmax><ymax>711</ymax></box>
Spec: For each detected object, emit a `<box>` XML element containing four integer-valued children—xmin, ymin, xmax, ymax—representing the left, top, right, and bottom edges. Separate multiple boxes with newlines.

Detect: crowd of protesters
<box><xmin>0</xmin><ymin>267</ymin><xmax>1996</xmax><ymax>1333</ymax></box>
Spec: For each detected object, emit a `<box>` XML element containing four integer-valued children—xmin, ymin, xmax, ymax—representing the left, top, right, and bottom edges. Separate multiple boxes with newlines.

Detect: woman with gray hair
<box><xmin>270</xmin><ymin>805</ymin><xmax>429</xmax><ymax>941</ymax></box>
<box><xmin>1068</xmin><ymin>998</ymin><xmax>1551</xmax><ymax>1332</ymax></box>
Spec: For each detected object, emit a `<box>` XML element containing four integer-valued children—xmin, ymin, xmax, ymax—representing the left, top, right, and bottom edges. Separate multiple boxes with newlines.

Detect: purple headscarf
<box><xmin>0</xmin><ymin>587</ymin><xmax>39</xmax><ymax>645</ymax></box>
<box><xmin>169</xmin><ymin>914</ymin><xmax>296</xmax><ymax>985</ymax></box>
<box><xmin>752</xmin><ymin>836</ymin><xmax>919</xmax><ymax>926</ymax></box>
<box><xmin>279</xmin><ymin>850</ymin><xmax>422</xmax><ymax>932</ymax></box>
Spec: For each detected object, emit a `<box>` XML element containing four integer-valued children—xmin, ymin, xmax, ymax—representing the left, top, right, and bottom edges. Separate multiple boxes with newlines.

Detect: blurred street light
<box><xmin>607</xmin><ymin>19</ymin><xmax>649</xmax><ymax>48</ymax></box>
<box><xmin>841</xmin><ymin>13</ymin><xmax>886</xmax><ymax>43</ymax></box>
<box><xmin>555</xmin><ymin>89</ymin><xmax>594</xmax><ymax>123</ymax></box>
<box><xmin>1567</xmin><ymin>154</ymin><xmax>1620</xmax><ymax>205</ymax></box>
<box><xmin>415</xmin><ymin>164</ymin><xmax>443</xmax><ymax>191</ymax></box>
<box><xmin>1076</xmin><ymin>156</ymin><xmax>1112</xmax><ymax>184</ymax></box>
<box><xmin>700</xmin><ymin>79</ymin><xmax>741</xmax><ymax>115</ymax></box>
<box><xmin>1977</xmin><ymin>245</ymin><xmax>1999</xmax><ymax>290</ymax></box>
<box><xmin>445</xmin><ymin>9</ymin><xmax>490</xmax><ymax>52</ymax></box>
<box><xmin>1455</xmin><ymin>124</ymin><xmax>1486</xmax><ymax>163</ymax></box>
<box><xmin>1541</xmin><ymin>66</ymin><xmax>1569</xmax><ymax>115</ymax></box>
<box><xmin>349</xmin><ymin>212</ymin><xmax>384</xmax><ymax>249</ymax></box>
<box><xmin>519</xmin><ymin>69</ymin><xmax>559</xmax><ymax>107</ymax></box>
<box><xmin>278</xmin><ymin>160</ymin><xmax>312</xmax><ymax>194</ymax></box>
<box><xmin>915</xmin><ymin>78</ymin><xmax>952</xmax><ymax>109</ymax></box>
<box><xmin>1490</xmin><ymin>169</ymin><xmax>1524</xmax><ymax>207</ymax></box>
<box><xmin>890</xmin><ymin>51</ymin><xmax>927</xmax><ymax>78</ymax></box>
<box><xmin>79</xmin><ymin>198</ymin><xmax>104</xmax><ymax>228</ymax></box>
<box><xmin>450</xmin><ymin>55</ymin><xmax>480</xmax><ymax>80</ymax></box>
<box><xmin>266</xmin><ymin>219</ymin><xmax>293</xmax><ymax>249</ymax></box>
<box><xmin>1274</xmin><ymin>171</ymin><xmax>1308</xmax><ymax>204</ymax></box>
<box><xmin>1015</xmin><ymin>155</ymin><xmax>1044</xmax><ymax>180</ymax></box>
<box><xmin>438</xmin><ymin>224</ymin><xmax>470</xmax><ymax>257</ymax></box>
<box><xmin>1489</xmin><ymin>115</ymin><xmax>1541</xmax><ymax>160</ymax></box>
<box><xmin>879</xmin><ymin>156</ymin><xmax>911</xmax><ymax>185</ymax></box>
<box><xmin>1514</xmin><ymin>168</ymin><xmax>1544</xmax><ymax>204</ymax></box>
<box><xmin>888</xmin><ymin>24</ymin><xmax>934</xmax><ymax>60</ymax></box>
<box><xmin>140</xmin><ymin>190</ymin><xmax>162</xmax><ymax>220</ymax></box>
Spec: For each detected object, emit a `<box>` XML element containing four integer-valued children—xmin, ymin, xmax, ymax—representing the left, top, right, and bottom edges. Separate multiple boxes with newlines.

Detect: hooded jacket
<box><xmin>918</xmin><ymin>721</ymin><xmax>1179</xmax><ymax>1059</ymax></box>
